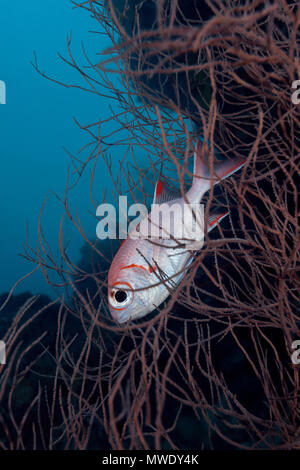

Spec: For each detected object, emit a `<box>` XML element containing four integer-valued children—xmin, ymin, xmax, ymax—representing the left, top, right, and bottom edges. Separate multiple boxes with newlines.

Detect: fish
<box><xmin>108</xmin><ymin>141</ymin><xmax>244</xmax><ymax>323</ymax></box>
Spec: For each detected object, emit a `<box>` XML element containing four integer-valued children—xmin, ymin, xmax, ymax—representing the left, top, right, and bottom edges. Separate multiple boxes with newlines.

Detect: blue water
<box><xmin>0</xmin><ymin>1</ymin><xmax>130</xmax><ymax>298</ymax></box>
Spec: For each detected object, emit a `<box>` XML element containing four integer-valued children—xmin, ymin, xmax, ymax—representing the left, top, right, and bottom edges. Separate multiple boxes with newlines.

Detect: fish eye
<box><xmin>115</xmin><ymin>290</ymin><xmax>127</xmax><ymax>303</ymax></box>
<box><xmin>109</xmin><ymin>283</ymin><xmax>134</xmax><ymax>310</ymax></box>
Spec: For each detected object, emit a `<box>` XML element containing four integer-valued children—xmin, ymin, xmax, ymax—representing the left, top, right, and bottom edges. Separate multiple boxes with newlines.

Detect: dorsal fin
<box><xmin>153</xmin><ymin>179</ymin><xmax>182</xmax><ymax>204</ymax></box>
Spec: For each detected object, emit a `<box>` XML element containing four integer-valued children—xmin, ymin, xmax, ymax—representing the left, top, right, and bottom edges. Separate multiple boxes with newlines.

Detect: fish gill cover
<box><xmin>0</xmin><ymin>0</ymin><xmax>300</xmax><ymax>450</ymax></box>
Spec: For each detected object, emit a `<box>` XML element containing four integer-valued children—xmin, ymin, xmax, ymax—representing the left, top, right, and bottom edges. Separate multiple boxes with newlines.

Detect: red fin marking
<box><xmin>120</xmin><ymin>264</ymin><xmax>148</xmax><ymax>272</ymax></box>
<box><xmin>156</xmin><ymin>180</ymin><xmax>163</xmax><ymax>197</ymax></box>
<box><xmin>208</xmin><ymin>212</ymin><xmax>229</xmax><ymax>227</ymax></box>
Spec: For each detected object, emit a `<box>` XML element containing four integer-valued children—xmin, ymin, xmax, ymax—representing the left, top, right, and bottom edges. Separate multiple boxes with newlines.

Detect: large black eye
<box><xmin>115</xmin><ymin>290</ymin><xmax>127</xmax><ymax>303</ymax></box>
<box><xmin>109</xmin><ymin>284</ymin><xmax>134</xmax><ymax>310</ymax></box>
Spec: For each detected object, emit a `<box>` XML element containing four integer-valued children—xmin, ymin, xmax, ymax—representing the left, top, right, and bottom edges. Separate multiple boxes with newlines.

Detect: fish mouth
<box><xmin>110</xmin><ymin>309</ymin><xmax>130</xmax><ymax>324</ymax></box>
<box><xmin>117</xmin><ymin>314</ymin><xmax>129</xmax><ymax>324</ymax></box>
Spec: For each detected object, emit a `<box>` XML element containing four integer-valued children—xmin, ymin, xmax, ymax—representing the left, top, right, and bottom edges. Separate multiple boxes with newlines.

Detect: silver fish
<box><xmin>108</xmin><ymin>141</ymin><xmax>244</xmax><ymax>323</ymax></box>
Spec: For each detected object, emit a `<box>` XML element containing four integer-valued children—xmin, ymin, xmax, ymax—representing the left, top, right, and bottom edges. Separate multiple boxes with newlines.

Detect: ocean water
<box><xmin>0</xmin><ymin>1</ymin><xmax>130</xmax><ymax>298</ymax></box>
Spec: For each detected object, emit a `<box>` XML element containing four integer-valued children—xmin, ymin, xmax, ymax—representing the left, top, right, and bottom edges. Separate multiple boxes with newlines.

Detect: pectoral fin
<box><xmin>207</xmin><ymin>211</ymin><xmax>229</xmax><ymax>231</ymax></box>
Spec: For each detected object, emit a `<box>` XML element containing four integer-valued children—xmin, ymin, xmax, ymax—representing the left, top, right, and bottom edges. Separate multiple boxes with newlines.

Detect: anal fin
<box><xmin>207</xmin><ymin>211</ymin><xmax>229</xmax><ymax>231</ymax></box>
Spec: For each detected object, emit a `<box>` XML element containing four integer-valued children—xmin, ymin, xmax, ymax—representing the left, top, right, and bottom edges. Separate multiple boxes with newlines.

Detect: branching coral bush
<box><xmin>1</xmin><ymin>0</ymin><xmax>300</xmax><ymax>450</ymax></box>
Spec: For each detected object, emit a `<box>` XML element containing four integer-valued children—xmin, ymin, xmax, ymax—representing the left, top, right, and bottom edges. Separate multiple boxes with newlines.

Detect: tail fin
<box><xmin>187</xmin><ymin>140</ymin><xmax>245</xmax><ymax>203</ymax></box>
